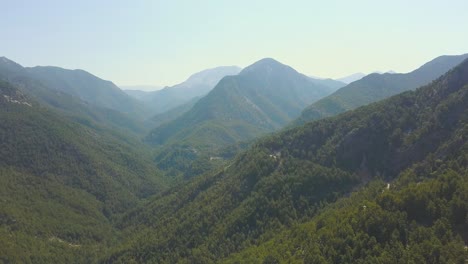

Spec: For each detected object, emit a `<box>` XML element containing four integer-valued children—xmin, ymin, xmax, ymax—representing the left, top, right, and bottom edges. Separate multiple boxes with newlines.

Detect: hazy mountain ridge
<box><xmin>25</xmin><ymin>65</ymin><xmax>149</xmax><ymax>119</ymax></box>
<box><xmin>0</xmin><ymin>57</ymin><xmax>148</xmax><ymax>135</ymax></box>
<box><xmin>296</xmin><ymin>54</ymin><xmax>468</xmax><ymax>125</ymax></box>
<box><xmin>126</xmin><ymin>66</ymin><xmax>242</xmax><ymax>115</ymax></box>
<box><xmin>146</xmin><ymin>58</ymin><xmax>341</xmax><ymax>147</ymax></box>
<box><xmin>336</xmin><ymin>72</ymin><xmax>366</xmax><ymax>83</ymax></box>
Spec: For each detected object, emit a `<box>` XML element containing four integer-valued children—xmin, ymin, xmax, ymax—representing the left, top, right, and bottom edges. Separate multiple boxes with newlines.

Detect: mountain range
<box><xmin>296</xmin><ymin>54</ymin><xmax>468</xmax><ymax>125</ymax></box>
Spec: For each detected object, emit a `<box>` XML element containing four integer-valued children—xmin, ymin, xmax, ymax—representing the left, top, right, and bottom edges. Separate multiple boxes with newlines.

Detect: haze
<box><xmin>3</xmin><ymin>0</ymin><xmax>468</xmax><ymax>88</ymax></box>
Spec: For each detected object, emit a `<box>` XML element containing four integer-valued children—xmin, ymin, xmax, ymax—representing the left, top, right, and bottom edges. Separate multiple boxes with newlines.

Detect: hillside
<box><xmin>0</xmin><ymin>80</ymin><xmax>168</xmax><ymax>262</ymax></box>
<box><xmin>106</xmin><ymin>58</ymin><xmax>468</xmax><ymax>263</ymax></box>
<box><xmin>0</xmin><ymin>57</ymin><xmax>147</xmax><ymax>135</ymax></box>
<box><xmin>296</xmin><ymin>54</ymin><xmax>468</xmax><ymax>125</ymax></box>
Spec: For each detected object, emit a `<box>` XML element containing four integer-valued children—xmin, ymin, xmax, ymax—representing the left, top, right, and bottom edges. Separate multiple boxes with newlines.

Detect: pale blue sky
<box><xmin>2</xmin><ymin>0</ymin><xmax>468</xmax><ymax>88</ymax></box>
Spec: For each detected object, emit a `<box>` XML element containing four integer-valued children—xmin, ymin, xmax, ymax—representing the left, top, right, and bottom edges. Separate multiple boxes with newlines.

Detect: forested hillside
<box><xmin>0</xmin><ymin>57</ymin><xmax>148</xmax><ymax>135</ymax></box>
<box><xmin>104</xmin><ymin>59</ymin><xmax>468</xmax><ymax>263</ymax></box>
<box><xmin>0</xmin><ymin>80</ymin><xmax>168</xmax><ymax>263</ymax></box>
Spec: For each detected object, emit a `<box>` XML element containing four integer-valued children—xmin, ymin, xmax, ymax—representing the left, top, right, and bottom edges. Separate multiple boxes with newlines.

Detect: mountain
<box><xmin>0</xmin><ymin>57</ymin><xmax>147</xmax><ymax>135</ymax></box>
<box><xmin>0</xmin><ymin>80</ymin><xmax>169</xmax><ymax>262</ymax></box>
<box><xmin>121</xmin><ymin>85</ymin><xmax>162</xmax><ymax>92</ymax></box>
<box><xmin>146</xmin><ymin>58</ymin><xmax>342</xmax><ymax>148</ymax></box>
<box><xmin>106</xmin><ymin>57</ymin><xmax>468</xmax><ymax>263</ymax></box>
<box><xmin>144</xmin><ymin>59</ymin><xmax>343</xmax><ymax>177</ymax></box>
<box><xmin>25</xmin><ymin>65</ymin><xmax>149</xmax><ymax>119</ymax></box>
<box><xmin>145</xmin><ymin>58</ymin><xmax>342</xmax><ymax>178</ymax></box>
<box><xmin>296</xmin><ymin>54</ymin><xmax>468</xmax><ymax>125</ymax></box>
<box><xmin>127</xmin><ymin>66</ymin><xmax>242</xmax><ymax>115</ymax></box>
<box><xmin>336</xmin><ymin>72</ymin><xmax>366</xmax><ymax>83</ymax></box>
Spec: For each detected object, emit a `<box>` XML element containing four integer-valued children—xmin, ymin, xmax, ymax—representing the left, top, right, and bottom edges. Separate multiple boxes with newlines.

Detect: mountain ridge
<box><xmin>296</xmin><ymin>53</ymin><xmax>468</xmax><ymax>125</ymax></box>
<box><xmin>146</xmin><ymin>58</ymin><xmax>341</xmax><ymax>149</ymax></box>
<box><xmin>0</xmin><ymin>57</ymin><xmax>149</xmax><ymax>135</ymax></box>
<box><xmin>126</xmin><ymin>66</ymin><xmax>242</xmax><ymax>116</ymax></box>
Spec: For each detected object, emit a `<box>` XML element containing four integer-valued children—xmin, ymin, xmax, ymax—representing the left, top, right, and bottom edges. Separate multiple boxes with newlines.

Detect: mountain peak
<box><xmin>414</xmin><ymin>53</ymin><xmax>468</xmax><ymax>74</ymax></box>
<box><xmin>0</xmin><ymin>56</ymin><xmax>12</xmax><ymax>62</ymax></box>
<box><xmin>247</xmin><ymin>57</ymin><xmax>284</xmax><ymax>68</ymax></box>
<box><xmin>240</xmin><ymin>58</ymin><xmax>297</xmax><ymax>77</ymax></box>
<box><xmin>0</xmin><ymin>56</ymin><xmax>24</xmax><ymax>70</ymax></box>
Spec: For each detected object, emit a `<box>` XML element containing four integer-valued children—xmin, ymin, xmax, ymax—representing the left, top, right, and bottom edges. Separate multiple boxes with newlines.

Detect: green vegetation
<box><xmin>0</xmin><ymin>80</ymin><xmax>168</xmax><ymax>262</ymax></box>
<box><xmin>227</xmin><ymin>167</ymin><xmax>468</xmax><ymax>263</ymax></box>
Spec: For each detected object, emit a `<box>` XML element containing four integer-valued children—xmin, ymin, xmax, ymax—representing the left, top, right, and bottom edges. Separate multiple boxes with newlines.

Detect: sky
<box><xmin>2</xmin><ymin>0</ymin><xmax>468</xmax><ymax>90</ymax></box>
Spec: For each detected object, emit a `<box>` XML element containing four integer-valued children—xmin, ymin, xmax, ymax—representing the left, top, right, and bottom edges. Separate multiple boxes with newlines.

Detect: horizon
<box><xmin>2</xmin><ymin>53</ymin><xmax>466</xmax><ymax>91</ymax></box>
<box><xmin>3</xmin><ymin>0</ymin><xmax>468</xmax><ymax>89</ymax></box>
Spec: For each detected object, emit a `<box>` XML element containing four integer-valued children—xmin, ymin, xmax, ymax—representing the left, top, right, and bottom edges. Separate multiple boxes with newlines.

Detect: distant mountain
<box><xmin>0</xmin><ymin>57</ymin><xmax>147</xmax><ymax>134</ymax></box>
<box><xmin>0</xmin><ymin>80</ymin><xmax>167</xmax><ymax>261</ymax></box>
<box><xmin>123</xmin><ymin>89</ymin><xmax>153</xmax><ymax>101</ymax></box>
<box><xmin>121</xmin><ymin>85</ymin><xmax>162</xmax><ymax>91</ymax></box>
<box><xmin>25</xmin><ymin>65</ymin><xmax>149</xmax><ymax>119</ymax></box>
<box><xmin>108</xmin><ymin>57</ymin><xmax>468</xmax><ymax>264</ymax></box>
<box><xmin>296</xmin><ymin>54</ymin><xmax>468</xmax><ymax>125</ymax></box>
<box><xmin>309</xmin><ymin>77</ymin><xmax>346</xmax><ymax>90</ymax></box>
<box><xmin>128</xmin><ymin>66</ymin><xmax>242</xmax><ymax>115</ymax></box>
<box><xmin>336</xmin><ymin>72</ymin><xmax>366</xmax><ymax>83</ymax></box>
